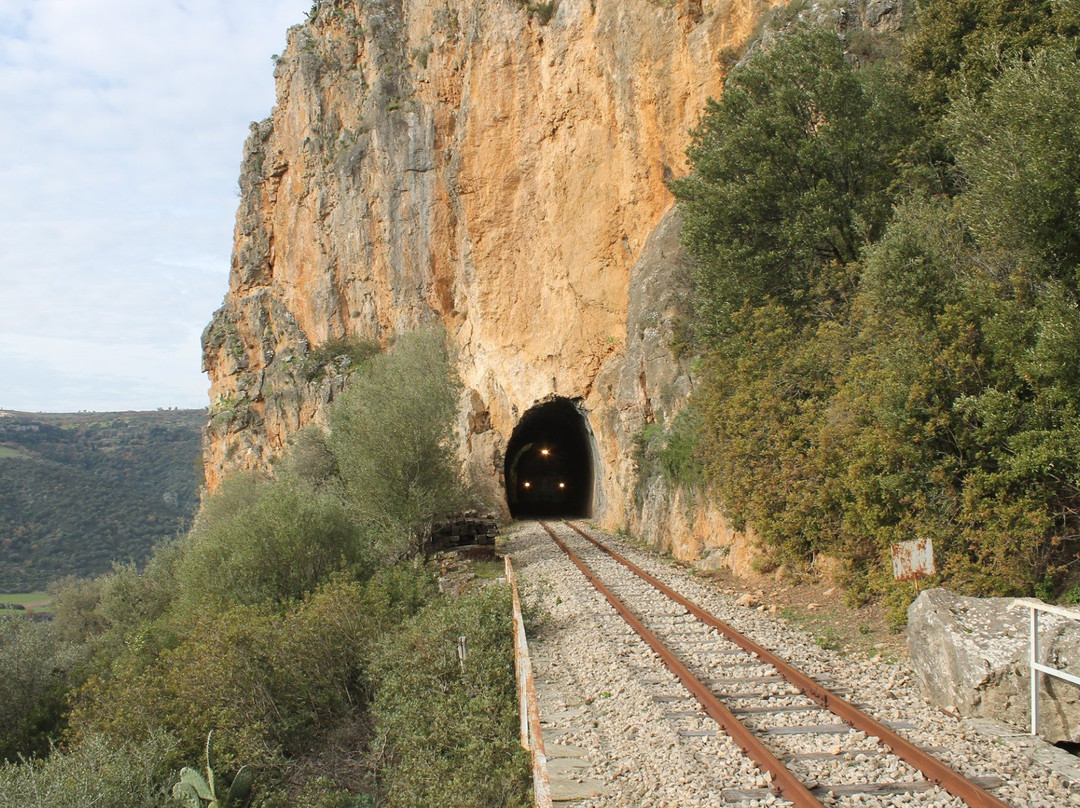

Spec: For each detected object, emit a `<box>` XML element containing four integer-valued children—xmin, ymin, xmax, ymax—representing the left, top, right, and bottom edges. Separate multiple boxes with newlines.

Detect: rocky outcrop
<box><xmin>202</xmin><ymin>0</ymin><xmax>907</xmax><ymax>567</ymax></box>
<box><xmin>908</xmin><ymin>588</ymin><xmax>1080</xmax><ymax>743</ymax></box>
<box><xmin>202</xmin><ymin>0</ymin><xmax>766</xmax><ymax>561</ymax></box>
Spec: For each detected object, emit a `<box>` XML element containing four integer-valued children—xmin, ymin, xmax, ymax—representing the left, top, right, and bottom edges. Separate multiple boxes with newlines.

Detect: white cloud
<box><xmin>0</xmin><ymin>0</ymin><xmax>312</xmax><ymax>411</ymax></box>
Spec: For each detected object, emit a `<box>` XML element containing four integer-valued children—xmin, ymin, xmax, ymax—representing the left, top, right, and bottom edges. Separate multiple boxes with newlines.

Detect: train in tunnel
<box><xmin>504</xmin><ymin>397</ymin><xmax>594</xmax><ymax>519</ymax></box>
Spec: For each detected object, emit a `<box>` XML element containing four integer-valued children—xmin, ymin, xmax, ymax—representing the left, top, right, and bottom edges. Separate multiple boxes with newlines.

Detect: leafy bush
<box><xmin>633</xmin><ymin>408</ymin><xmax>705</xmax><ymax>501</ymax></box>
<box><xmin>0</xmin><ymin>616</ymin><xmax>86</xmax><ymax>762</ymax></box>
<box><xmin>70</xmin><ymin>568</ymin><xmax>437</xmax><ymax>781</ymax></box>
<box><xmin>369</xmin><ymin>586</ymin><xmax>529</xmax><ymax>808</ymax></box>
<box><xmin>0</xmin><ymin>731</ymin><xmax>179</xmax><ymax>808</ymax></box>
<box><xmin>327</xmin><ymin>328</ymin><xmax>466</xmax><ymax>556</ymax></box>
<box><xmin>298</xmin><ymin>336</ymin><xmax>381</xmax><ymax>382</ymax></box>
<box><xmin>944</xmin><ymin>44</ymin><xmax>1080</xmax><ymax>277</ymax></box>
<box><xmin>903</xmin><ymin>0</ymin><xmax>1076</xmax><ymax>109</ymax></box>
<box><xmin>174</xmin><ymin>475</ymin><xmax>368</xmax><ymax>613</ymax></box>
<box><xmin>281</xmin><ymin>425</ymin><xmax>339</xmax><ymax>488</ymax></box>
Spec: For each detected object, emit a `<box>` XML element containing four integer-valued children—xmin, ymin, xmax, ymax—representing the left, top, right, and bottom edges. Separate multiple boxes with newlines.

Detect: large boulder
<box><xmin>908</xmin><ymin>588</ymin><xmax>1080</xmax><ymax>743</ymax></box>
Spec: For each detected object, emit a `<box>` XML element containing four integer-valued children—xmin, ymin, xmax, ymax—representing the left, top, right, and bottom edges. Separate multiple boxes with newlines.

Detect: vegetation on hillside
<box><xmin>0</xmin><ymin>409</ymin><xmax>204</xmax><ymax>591</ymax></box>
<box><xmin>0</xmin><ymin>329</ymin><xmax>529</xmax><ymax>808</ymax></box>
<box><xmin>663</xmin><ymin>0</ymin><xmax>1080</xmax><ymax>616</ymax></box>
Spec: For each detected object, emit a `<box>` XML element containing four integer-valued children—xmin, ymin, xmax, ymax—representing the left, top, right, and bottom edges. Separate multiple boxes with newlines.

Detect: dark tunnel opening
<box><xmin>504</xmin><ymin>397</ymin><xmax>594</xmax><ymax>519</ymax></box>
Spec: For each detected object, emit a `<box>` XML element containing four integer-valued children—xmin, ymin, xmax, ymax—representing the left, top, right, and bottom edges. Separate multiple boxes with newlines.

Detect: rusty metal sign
<box><xmin>891</xmin><ymin>537</ymin><xmax>936</xmax><ymax>581</ymax></box>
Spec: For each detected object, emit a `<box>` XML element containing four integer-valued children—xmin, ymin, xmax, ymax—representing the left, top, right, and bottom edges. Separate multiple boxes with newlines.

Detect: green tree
<box><xmin>944</xmin><ymin>44</ymin><xmax>1080</xmax><ymax>281</ymax></box>
<box><xmin>327</xmin><ymin>328</ymin><xmax>465</xmax><ymax>556</ymax></box>
<box><xmin>672</xmin><ymin>25</ymin><xmax>926</xmax><ymax>342</ymax></box>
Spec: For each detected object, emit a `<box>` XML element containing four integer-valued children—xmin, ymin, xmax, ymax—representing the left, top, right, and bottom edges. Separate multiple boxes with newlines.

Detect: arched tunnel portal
<box><xmin>504</xmin><ymin>397</ymin><xmax>596</xmax><ymax>519</ymax></box>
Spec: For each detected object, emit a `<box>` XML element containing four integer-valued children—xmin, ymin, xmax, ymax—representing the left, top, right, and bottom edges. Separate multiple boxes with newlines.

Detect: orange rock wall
<box><xmin>203</xmin><ymin>0</ymin><xmax>769</xmax><ymax>562</ymax></box>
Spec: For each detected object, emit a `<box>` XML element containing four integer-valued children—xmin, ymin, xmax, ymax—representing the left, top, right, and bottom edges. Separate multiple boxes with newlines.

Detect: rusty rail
<box><xmin>553</xmin><ymin>521</ymin><xmax>1011</xmax><ymax>808</ymax></box>
<box><xmin>505</xmin><ymin>555</ymin><xmax>553</xmax><ymax>808</ymax></box>
<box><xmin>539</xmin><ymin>522</ymin><xmax>824</xmax><ymax>806</ymax></box>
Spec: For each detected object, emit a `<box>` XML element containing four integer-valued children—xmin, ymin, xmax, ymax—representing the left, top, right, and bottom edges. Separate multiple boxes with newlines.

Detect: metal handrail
<box><xmin>1011</xmin><ymin>598</ymin><xmax>1080</xmax><ymax>736</ymax></box>
<box><xmin>505</xmin><ymin>556</ymin><xmax>553</xmax><ymax>808</ymax></box>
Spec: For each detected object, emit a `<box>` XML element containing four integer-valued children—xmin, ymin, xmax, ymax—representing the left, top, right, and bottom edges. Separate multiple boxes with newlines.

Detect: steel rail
<box><xmin>563</xmin><ymin>520</ymin><xmax>1011</xmax><ymax>808</ymax></box>
<box><xmin>538</xmin><ymin>521</ymin><xmax>826</xmax><ymax>807</ymax></box>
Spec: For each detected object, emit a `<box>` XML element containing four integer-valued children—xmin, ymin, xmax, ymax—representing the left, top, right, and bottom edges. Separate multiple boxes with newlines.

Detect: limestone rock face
<box><xmin>202</xmin><ymin>0</ymin><xmax>768</xmax><ymax>560</ymax></box>
<box><xmin>908</xmin><ymin>588</ymin><xmax>1080</xmax><ymax>743</ymax></box>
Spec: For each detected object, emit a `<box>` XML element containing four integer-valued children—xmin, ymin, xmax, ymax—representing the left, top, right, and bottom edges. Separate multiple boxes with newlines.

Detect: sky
<box><xmin>0</xmin><ymin>0</ymin><xmax>313</xmax><ymax>412</ymax></box>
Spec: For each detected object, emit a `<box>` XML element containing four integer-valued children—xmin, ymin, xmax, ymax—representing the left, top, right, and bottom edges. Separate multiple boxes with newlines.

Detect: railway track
<box><xmin>534</xmin><ymin>520</ymin><xmax>1012</xmax><ymax>808</ymax></box>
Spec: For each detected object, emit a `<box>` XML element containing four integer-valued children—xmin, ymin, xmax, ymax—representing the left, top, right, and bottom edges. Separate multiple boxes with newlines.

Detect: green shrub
<box><xmin>633</xmin><ymin>407</ymin><xmax>705</xmax><ymax>501</ymax></box>
<box><xmin>0</xmin><ymin>616</ymin><xmax>86</xmax><ymax>762</ymax></box>
<box><xmin>281</xmin><ymin>425</ymin><xmax>339</xmax><ymax>488</ymax></box>
<box><xmin>174</xmin><ymin>476</ymin><xmax>368</xmax><ymax>613</ymax></box>
<box><xmin>327</xmin><ymin>328</ymin><xmax>466</xmax><ymax>556</ymax></box>
<box><xmin>370</xmin><ymin>586</ymin><xmax>529</xmax><ymax>808</ymax></box>
<box><xmin>70</xmin><ymin>568</ymin><xmax>437</xmax><ymax>773</ymax></box>
<box><xmin>903</xmin><ymin>0</ymin><xmax>1075</xmax><ymax>110</ymax></box>
<box><xmin>944</xmin><ymin>44</ymin><xmax>1080</xmax><ymax>278</ymax></box>
<box><xmin>0</xmin><ymin>731</ymin><xmax>179</xmax><ymax>808</ymax></box>
<box><xmin>298</xmin><ymin>336</ymin><xmax>381</xmax><ymax>382</ymax></box>
<box><xmin>50</xmin><ymin>574</ymin><xmax>109</xmax><ymax>644</ymax></box>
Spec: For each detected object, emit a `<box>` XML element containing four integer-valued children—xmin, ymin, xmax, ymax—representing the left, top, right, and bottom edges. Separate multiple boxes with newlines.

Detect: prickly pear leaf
<box><xmin>172</xmin><ymin>781</ymin><xmax>202</xmax><ymax>808</ymax></box>
<box><xmin>180</xmin><ymin>767</ymin><xmax>214</xmax><ymax>800</ymax></box>
<box><xmin>227</xmin><ymin>765</ymin><xmax>254</xmax><ymax>803</ymax></box>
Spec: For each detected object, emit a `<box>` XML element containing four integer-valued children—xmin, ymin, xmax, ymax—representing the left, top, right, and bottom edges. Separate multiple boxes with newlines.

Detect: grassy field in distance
<box><xmin>0</xmin><ymin>592</ymin><xmax>53</xmax><ymax>613</ymax></box>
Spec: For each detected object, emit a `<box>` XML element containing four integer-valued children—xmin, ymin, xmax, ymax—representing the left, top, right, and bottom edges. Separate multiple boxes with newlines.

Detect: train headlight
<box><xmin>523</xmin><ymin>481</ymin><xmax>531</xmax><ymax>489</ymax></box>
<box><xmin>558</xmin><ymin>481</ymin><xmax>566</xmax><ymax>489</ymax></box>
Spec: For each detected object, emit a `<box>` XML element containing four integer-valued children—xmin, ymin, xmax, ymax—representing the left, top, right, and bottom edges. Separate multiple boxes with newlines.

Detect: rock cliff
<box><xmin>202</xmin><ymin>0</ymin><xmax>768</xmax><ymax>561</ymax></box>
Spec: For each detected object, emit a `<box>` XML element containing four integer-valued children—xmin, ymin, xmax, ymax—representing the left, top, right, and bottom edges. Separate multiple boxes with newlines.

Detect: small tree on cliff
<box><xmin>327</xmin><ymin>327</ymin><xmax>466</xmax><ymax>557</ymax></box>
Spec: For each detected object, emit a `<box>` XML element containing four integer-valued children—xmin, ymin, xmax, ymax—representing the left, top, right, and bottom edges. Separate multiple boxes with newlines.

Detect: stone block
<box><xmin>908</xmin><ymin>588</ymin><xmax>1080</xmax><ymax>743</ymax></box>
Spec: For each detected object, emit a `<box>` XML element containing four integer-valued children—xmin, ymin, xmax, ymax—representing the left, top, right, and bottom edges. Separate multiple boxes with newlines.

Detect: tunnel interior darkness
<box><xmin>504</xmin><ymin>398</ymin><xmax>594</xmax><ymax>519</ymax></box>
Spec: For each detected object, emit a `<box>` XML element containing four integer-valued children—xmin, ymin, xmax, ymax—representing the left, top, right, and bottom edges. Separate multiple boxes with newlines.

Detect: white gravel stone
<box><xmin>507</xmin><ymin>521</ymin><xmax>1073</xmax><ymax>808</ymax></box>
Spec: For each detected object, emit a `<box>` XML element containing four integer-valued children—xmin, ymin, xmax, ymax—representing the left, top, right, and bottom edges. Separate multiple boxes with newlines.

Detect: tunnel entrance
<box><xmin>504</xmin><ymin>397</ymin><xmax>595</xmax><ymax>519</ymax></box>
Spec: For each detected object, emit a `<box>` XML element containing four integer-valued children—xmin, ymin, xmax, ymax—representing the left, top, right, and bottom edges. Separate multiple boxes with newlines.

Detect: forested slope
<box><xmin>0</xmin><ymin>330</ymin><xmax>528</xmax><ymax>808</ymax></box>
<box><xmin>0</xmin><ymin>410</ymin><xmax>204</xmax><ymax>590</ymax></box>
<box><xmin>654</xmin><ymin>0</ymin><xmax>1080</xmax><ymax>617</ymax></box>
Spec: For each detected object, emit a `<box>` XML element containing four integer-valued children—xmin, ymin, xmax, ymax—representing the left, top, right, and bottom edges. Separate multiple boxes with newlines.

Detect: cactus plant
<box><xmin>171</xmin><ymin>732</ymin><xmax>253</xmax><ymax>808</ymax></box>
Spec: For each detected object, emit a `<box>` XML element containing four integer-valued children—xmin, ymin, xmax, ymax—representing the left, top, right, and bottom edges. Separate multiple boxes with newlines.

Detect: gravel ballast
<box><xmin>506</xmin><ymin>521</ymin><xmax>1077</xmax><ymax>808</ymax></box>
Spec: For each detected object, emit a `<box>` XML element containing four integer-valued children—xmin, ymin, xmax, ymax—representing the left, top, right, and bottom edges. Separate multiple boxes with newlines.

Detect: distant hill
<box><xmin>0</xmin><ymin>409</ymin><xmax>205</xmax><ymax>591</ymax></box>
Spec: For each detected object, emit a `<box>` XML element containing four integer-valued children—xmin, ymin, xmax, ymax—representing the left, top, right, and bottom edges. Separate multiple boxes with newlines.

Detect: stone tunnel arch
<box><xmin>504</xmin><ymin>397</ymin><xmax>597</xmax><ymax>519</ymax></box>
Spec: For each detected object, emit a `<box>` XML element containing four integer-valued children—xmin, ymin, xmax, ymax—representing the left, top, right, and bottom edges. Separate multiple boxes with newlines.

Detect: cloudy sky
<box><xmin>0</xmin><ymin>0</ymin><xmax>312</xmax><ymax>412</ymax></box>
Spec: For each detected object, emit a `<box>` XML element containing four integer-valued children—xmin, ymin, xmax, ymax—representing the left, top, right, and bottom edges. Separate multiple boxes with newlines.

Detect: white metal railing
<box><xmin>505</xmin><ymin>556</ymin><xmax>553</xmax><ymax>808</ymax></box>
<box><xmin>1011</xmin><ymin>598</ymin><xmax>1080</xmax><ymax>736</ymax></box>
